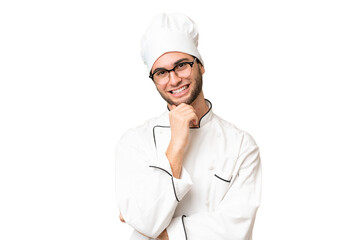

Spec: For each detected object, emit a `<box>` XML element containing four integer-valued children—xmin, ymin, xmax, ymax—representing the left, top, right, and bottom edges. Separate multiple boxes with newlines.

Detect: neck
<box><xmin>190</xmin><ymin>91</ymin><xmax>208</xmax><ymax>123</ymax></box>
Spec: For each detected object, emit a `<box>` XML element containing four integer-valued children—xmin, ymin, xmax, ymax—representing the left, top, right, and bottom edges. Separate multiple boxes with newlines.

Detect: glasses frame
<box><xmin>149</xmin><ymin>57</ymin><xmax>197</xmax><ymax>83</ymax></box>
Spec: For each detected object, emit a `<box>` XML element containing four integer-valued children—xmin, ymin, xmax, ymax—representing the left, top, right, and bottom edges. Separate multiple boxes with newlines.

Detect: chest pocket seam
<box><xmin>214</xmin><ymin>173</ymin><xmax>232</xmax><ymax>183</ymax></box>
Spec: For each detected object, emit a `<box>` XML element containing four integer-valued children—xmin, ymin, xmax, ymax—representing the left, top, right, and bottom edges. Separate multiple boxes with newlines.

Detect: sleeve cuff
<box><xmin>173</xmin><ymin>167</ymin><xmax>192</xmax><ymax>201</ymax></box>
<box><xmin>149</xmin><ymin>153</ymin><xmax>193</xmax><ymax>202</ymax></box>
<box><xmin>129</xmin><ymin>230</ymin><xmax>150</xmax><ymax>240</ymax></box>
<box><xmin>167</xmin><ymin>215</ymin><xmax>187</xmax><ymax>240</ymax></box>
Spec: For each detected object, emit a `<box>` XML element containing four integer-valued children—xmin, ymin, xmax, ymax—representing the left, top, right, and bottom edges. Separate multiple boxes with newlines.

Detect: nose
<box><xmin>168</xmin><ymin>70</ymin><xmax>182</xmax><ymax>86</ymax></box>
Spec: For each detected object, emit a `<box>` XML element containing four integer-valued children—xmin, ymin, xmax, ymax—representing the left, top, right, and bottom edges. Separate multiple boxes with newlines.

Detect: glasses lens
<box><xmin>175</xmin><ymin>63</ymin><xmax>191</xmax><ymax>78</ymax></box>
<box><xmin>153</xmin><ymin>70</ymin><xmax>169</xmax><ymax>84</ymax></box>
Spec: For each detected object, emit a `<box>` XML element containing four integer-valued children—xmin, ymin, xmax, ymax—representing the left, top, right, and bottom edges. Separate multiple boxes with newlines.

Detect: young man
<box><xmin>116</xmin><ymin>13</ymin><xmax>262</xmax><ymax>240</ymax></box>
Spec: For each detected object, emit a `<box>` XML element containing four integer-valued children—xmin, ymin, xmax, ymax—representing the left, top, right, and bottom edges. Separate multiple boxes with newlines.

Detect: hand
<box><xmin>168</xmin><ymin>103</ymin><xmax>198</xmax><ymax>151</ymax></box>
<box><xmin>119</xmin><ymin>212</ymin><xmax>125</xmax><ymax>223</ymax></box>
<box><xmin>157</xmin><ymin>229</ymin><xmax>169</xmax><ymax>240</ymax></box>
<box><xmin>166</xmin><ymin>104</ymin><xmax>198</xmax><ymax>178</ymax></box>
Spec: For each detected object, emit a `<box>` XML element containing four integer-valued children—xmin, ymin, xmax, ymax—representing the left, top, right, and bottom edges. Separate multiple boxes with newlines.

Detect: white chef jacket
<box><xmin>115</xmin><ymin>100</ymin><xmax>261</xmax><ymax>240</ymax></box>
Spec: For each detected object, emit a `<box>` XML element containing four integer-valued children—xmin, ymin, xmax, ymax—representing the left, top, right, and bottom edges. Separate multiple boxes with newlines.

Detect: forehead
<box><xmin>152</xmin><ymin>52</ymin><xmax>193</xmax><ymax>71</ymax></box>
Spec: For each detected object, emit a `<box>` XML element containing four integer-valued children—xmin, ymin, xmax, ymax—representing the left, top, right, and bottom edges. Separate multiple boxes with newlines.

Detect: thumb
<box><xmin>169</xmin><ymin>104</ymin><xmax>176</xmax><ymax>110</ymax></box>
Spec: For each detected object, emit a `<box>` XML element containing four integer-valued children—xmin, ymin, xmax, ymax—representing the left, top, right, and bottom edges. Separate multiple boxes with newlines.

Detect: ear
<box><xmin>200</xmin><ymin>65</ymin><xmax>205</xmax><ymax>75</ymax></box>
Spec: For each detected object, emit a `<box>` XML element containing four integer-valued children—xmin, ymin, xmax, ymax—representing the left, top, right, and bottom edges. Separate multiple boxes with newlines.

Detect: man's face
<box><xmin>151</xmin><ymin>52</ymin><xmax>205</xmax><ymax>106</ymax></box>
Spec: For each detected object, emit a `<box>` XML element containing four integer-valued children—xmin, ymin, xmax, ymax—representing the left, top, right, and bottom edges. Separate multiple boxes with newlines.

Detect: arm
<box><xmin>166</xmin><ymin>103</ymin><xmax>198</xmax><ymax>179</ymax></box>
<box><xmin>119</xmin><ymin>213</ymin><xmax>166</xmax><ymax>239</ymax></box>
<box><xmin>116</xmin><ymin>104</ymin><xmax>197</xmax><ymax>238</ymax></box>
<box><xmin>166</xmin><ymin>136</ymin><xmax>262</xmax><ymax>240</ymax></box>
<box><xmin>115</xmin><ymin>129</ymin><xmax>192</xmax><ymax>238</ymax></box>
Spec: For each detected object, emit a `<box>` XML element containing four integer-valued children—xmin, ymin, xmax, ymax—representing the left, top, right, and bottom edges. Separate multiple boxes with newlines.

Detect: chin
<box><xmin>174</xmin><ymin>95</ymin><xmax>200</xmax><ymax>107</ymax></box>
<box><xmin>168</xmin><ymin>98</ymin><xmax>189</xmax><ymax>106</ymax></box>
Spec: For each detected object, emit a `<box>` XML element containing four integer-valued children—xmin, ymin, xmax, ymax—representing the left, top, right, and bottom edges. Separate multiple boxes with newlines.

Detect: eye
<box><xmin>155</xmin><ymin>70</ymin><xmax>167</xmax><ymax>77</ymax></box>
<box><xmin>176</xmin><ymin>63</ymin><xmax>187</xmax><ymax>71</ymax></box>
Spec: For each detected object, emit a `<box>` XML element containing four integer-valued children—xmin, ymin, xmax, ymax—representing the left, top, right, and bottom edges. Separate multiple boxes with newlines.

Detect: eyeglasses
<box><xmin>149</xmin><ymin>58</ymin><xmax>197</xmax><ymax>85</ymax></box>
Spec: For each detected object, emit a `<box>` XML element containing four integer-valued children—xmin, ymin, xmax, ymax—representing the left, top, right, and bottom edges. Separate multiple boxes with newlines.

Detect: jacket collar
<box><xmin>193</xmin><ymin>99</ymin><xmax>213</xmax><ymax>128</ymax></box>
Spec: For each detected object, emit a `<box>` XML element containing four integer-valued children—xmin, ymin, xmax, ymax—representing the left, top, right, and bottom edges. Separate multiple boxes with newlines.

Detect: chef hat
<box><xmin>141</xmin><ymin>13</ymin><xmax>204</xmax><ymax>73</ymax></box>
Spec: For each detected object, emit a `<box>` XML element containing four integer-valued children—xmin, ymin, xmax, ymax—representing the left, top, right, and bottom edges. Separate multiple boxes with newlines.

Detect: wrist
<box><xmin>166</xmin><ymin>142</ymin><xmax>184</xmax><ymax>179</ymax></box>
<box><xmin>168</xmin><ymin>138</ymin><xmax>186</xmax><ymax>153</ymax></box>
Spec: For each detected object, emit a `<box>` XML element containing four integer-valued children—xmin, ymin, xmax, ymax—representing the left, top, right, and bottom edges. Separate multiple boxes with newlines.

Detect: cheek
<box><xmin>155</xmin><ymin>84</ymin><xmax>167</xmax><ymax>93</ymax></box>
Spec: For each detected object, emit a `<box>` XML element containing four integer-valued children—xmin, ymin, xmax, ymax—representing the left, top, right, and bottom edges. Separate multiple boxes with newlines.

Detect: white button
<box><xmin>216</xmin><ymin>133</ymin><xmax>221</xmax><ymax>138</ymax></box>
<box><xmin>208</xmin><ymin>165</ymin><xmax>214</xmax><ymax>171</ymax></box>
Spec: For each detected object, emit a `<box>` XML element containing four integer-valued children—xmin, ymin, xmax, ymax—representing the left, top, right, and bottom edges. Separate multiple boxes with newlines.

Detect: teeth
<box><xmin>172</xmin><ymin>85</ymin><xmax>188</xmax><ymax>94</ymax></box>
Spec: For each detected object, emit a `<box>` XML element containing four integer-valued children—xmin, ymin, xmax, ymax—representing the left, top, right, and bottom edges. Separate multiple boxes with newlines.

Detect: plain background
<box><xmin>1</xmin><ymin>0</ymin><xmax>359</xmax><ymax>239</ymax></box>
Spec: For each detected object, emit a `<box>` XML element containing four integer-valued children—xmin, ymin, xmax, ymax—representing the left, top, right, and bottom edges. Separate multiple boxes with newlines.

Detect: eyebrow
<box><xmin>152</xmin><ymin>57</ymin><xmax>192</xmax><ymax>73</ymax></box>
<box><xmin>174</xmin><ymin>57</ymin><xmax>191</xmax><ymax>65</ymax></box>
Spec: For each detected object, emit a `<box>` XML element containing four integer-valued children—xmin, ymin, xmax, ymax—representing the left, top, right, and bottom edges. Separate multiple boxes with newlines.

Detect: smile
<box><xmin>169</xmin><ymin>84</ymin><xmax>190</xmax><ymax>97</ymax></box>
<box><xmin>171</xmin><ymin>85</ymin><xmax>188</xmax><ymax>94</ymax></box>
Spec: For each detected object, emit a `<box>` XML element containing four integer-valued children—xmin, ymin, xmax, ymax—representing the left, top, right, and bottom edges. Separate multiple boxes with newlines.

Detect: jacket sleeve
<box><xmin>166</xmin><ymin>137</ymin><xmax>262</xmax><ymax>240</ymax></box>
<box><xmin>115</xmin><ymin>129</ymin><xmax>193</xmax><ymax>239</ymax></box>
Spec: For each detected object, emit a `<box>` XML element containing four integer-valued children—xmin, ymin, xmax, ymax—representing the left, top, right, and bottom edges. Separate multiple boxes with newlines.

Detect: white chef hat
<box><xmin>141</xmin><ymin>13</ymin><xmax>204</xmax><ymax>73</ymax></box>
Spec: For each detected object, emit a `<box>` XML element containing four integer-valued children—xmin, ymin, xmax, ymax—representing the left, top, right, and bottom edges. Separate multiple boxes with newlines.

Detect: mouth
<box><xmin>169</xmin><ymin>84</ymin><xmax>190</xmax><ymax>97</ymax></box>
